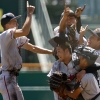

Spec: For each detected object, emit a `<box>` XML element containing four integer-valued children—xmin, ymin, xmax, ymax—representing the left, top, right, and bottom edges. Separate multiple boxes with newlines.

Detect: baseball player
<box><xmin>49</xmin><ymin>5</ymin><xmax>87</xmax><ymax>60</ymax></box>
<box><xmin>79</xmin><ymin>27</ymin><xmax>100</xmax><ymax>63</ymax></box>
<box><xmin>47</xmin><ymin>41</ymin><xmax>80</xmax><ymax>100</ymax></box>
<box><xmin>53</xmin><ymin>5</ymin><xmax>87</xmax><ymax>45</ymax></box>
<box><xmin>62</xmin><ymin>46</ymin><xmax>100</xmax><ymax>100</ymax></box>
<box><xmin>0</xmin><ymin>1</ymin><xmax>35</xmax><ymax>100</ymax></box>
<box><xmin>48</xmin><ymin>35</ymin><xmax>100</xmax><ymax>100</ymax></box>
<box><xmin>0</xmin><ymin>1</ymin><xmax>53</xmax><ymax>100</ymax></box>
<box><xmin>76</xmin><ymin>27</ymin><xmax>100</xmax><ymax>83</ymax></box>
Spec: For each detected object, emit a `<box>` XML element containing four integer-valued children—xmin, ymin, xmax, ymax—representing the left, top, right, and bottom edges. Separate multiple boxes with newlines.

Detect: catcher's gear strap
<box><xmin>91</xmin><ymin>92</ymin><xmax>100</xmax><ymax>100</ymax></box>
<box><xmin>76</xmin><ymin>92</ymin><xmax>100</xmax><ymax>100</ymax></box>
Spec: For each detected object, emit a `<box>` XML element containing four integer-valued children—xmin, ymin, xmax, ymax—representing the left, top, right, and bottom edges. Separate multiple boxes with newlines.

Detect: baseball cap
<box><xmin>48</xmin><ymin>33</ymin><xmax>69</xmax><ymax>47</ymax></box>
<box><xmin>61</xmin><ymin>10</ymin><xmax>76</xmax><ymax>18</ymax></box>
<box><xmin>88</xmin><ymin>28</ymin><xmax>100</xmax><ymax>38</ymax></box>
<box><xmin>74</xmin><ymin>45</ymin><xmax>99</xmax><ymax>65</ymax></box>
<box><xmin>1</xmin><ymin>13</ymin><xmax>21</xmax><ymax>27</ymax></box>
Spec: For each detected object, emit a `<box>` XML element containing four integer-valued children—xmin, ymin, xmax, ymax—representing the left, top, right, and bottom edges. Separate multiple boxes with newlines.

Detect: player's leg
<box><xmin>2</xmin><ymin>75</ymin><xmax>18</xmax><ymax>100</ymax></box>
<box><xmin>0</xmin><ymin>72</ymin><xmax>24</xmax><ymax>100</ymax></box>
<box><xmin>0</xmin><ymin>74</ymin><xmax>9</xmax><ymax>100</ymax></box>
<box><xmin>15</xmin><ymin>84</ymin><xmax>24</xmax><ymax>100</ymax></box>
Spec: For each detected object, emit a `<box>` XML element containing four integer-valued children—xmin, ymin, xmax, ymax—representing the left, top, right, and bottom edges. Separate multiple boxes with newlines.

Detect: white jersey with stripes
<box><xmin>0</xmin><ymin>28</ymin><xmax>29</xmax><ymax>71</ymax></box>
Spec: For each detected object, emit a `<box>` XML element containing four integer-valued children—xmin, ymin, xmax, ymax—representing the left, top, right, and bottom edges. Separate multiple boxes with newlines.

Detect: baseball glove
<box><xmin>67</xmin><ymin>24</ymin><xmax>79</xmax><ymax>51</ymax></box>
<box><xmin>48</xmin><ymin>71</ymin><xmax>68</xmax><ymax>99</ymax></box>
<box><xmin>48</xmin><ymin>71</ymin><xmax>80</xmax><ymax>99</ymax></box>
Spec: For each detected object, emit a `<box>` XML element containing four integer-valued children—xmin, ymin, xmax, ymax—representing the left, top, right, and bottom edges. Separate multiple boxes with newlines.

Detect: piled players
<box><xmin>48</xmin><ymin>3</ymin><xmax>100</xmax><ymax>100</ymax></box>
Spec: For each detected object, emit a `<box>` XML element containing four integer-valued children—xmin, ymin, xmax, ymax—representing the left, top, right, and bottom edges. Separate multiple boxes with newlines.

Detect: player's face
<box><xmin>8</xmin><ymin>19</ymin><xmax>18</xmax><ymax>29</ymax></box>
<box><xmin>66</xmin><ymin>16</ymin><xmax>77</xmax><ymax>26</ymax></box>
<box><xmin>56</xmin><ymin>46</ymin><xmax>71</xmax><ymax>62</ymax></box>
<box><xmin>78</xmin><ymin>56</ymin><xmax>88</xmax><ymax>69</ymax></box>
<box><xmin>87</xmin><ymin>34</ymin><xmax>100</xmax><ymax>49</ymax></box>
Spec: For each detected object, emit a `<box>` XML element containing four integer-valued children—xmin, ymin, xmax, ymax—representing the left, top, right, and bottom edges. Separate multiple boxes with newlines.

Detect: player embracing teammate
<box><xmin>48</xmin><ymin>3</ymin><xmax>100</xmax><ymax>100</ymax></box>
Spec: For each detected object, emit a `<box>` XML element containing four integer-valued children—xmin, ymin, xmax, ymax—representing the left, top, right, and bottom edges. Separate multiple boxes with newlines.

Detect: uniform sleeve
<box><xmin>96</xmin><ymin>56</ymin><xmax>100</xmax><ymax>64</ymax></box>
<box><xmin>76</xmin><ymin>32</ymin><xmax>87</xmax><ymax>45</ymax></box>
<box><xmin>53</xmin><ymin>26</ymin><xmax>60</xmax><ymax>36</ymax></box>
<box><xmin>83</xmin><ymin>37</ymin><xmax>87</xmax><ymax>45</ymax></box>
<box><xmin>81</xmin><ymin>74</ymin><xmax>98</xmax><ymax>89</ymax></box>
<box><xmin>47</xmin><ymin>60</ymin><xmax>60</xmax><ymax>77</ymax></box>
<box><xmin>17</xmin><ymin>36</ymin><xmax>30</xmax><ymax>48</ymax></box>
<box><xmin>6</xmin><ymin>28</ymin><xmax>16</xmax><ymax>40</ymax></box>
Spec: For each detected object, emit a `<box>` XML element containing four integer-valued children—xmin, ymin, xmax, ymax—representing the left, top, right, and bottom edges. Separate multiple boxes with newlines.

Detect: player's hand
<box><xmin>76</xmin><ymin>70</ymin><xmax>86</xmax><ymax>82</ymax></box>
<box><xmin>27</xmin><ymin>1</ymin><xmax>35</xmax><ymax>15</ymax></box>
<box><xmin>80</xmin><ymin>25</ymin><xmax>88</xmax><ymax>36</ymax></box>
<box><xmin>75</xmin><ymin>4</ymin><xmax>86</xmax><ymax>17</ymax></box>
<box><xmin>63</xmin><ymin>7</ymin><xmax>70</xmax><ymax>19</ymax></box>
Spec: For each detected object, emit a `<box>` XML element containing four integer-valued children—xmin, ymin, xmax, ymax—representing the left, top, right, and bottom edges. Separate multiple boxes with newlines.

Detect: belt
<box><xmin>0</xmin><ymin>70</ymin><xmax>19</xmax><ymax>76</ymax></box>
<box><xmin>0</xmin><ymin>70</ymin><xmax>10</xmax><ymax>75</ymax></box>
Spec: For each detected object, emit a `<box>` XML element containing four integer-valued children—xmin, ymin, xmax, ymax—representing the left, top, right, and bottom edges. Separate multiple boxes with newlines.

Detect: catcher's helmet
<box><xmin>73</xmin><ymin>45</ymin><xmax>99</xmax><ymax>65</ymax></box>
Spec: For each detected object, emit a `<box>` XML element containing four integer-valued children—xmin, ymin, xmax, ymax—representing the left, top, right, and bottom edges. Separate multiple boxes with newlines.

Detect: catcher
<box><xmin>48</xmin><ymin>46</ymin><xmax>100</xmax><ymax>100</ymax></box>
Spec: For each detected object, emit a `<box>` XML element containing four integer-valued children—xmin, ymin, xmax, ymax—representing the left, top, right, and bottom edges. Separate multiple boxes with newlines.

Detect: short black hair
<box><xmin>58</xmin><ymin>42</ymin><xmax>72</xmax><ymax>54</ymax></box>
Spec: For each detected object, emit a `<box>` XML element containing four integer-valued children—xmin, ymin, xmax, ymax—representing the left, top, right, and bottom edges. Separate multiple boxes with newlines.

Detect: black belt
<box><xmin>9</xmin><ymin>69</ymin><xmax>19</xmax><ymax>76</ymax></box>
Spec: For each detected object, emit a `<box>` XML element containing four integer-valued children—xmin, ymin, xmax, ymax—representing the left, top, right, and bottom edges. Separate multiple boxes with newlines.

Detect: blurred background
<box><xmin>0</xmin><ymin>0</ymin><xmax>100</xmax><ymax>100</ymax></box>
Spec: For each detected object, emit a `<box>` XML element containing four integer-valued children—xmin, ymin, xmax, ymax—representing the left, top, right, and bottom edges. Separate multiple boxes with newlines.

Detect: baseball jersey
<box><xmin>47</xmin><ymin>60</ymin><xmax>80</xmax><ymax>100</ymax></box>
<box><xmin>47</xmin><ymin>60</ymin><xmax>78</xmax><ymax>77</ymax></box>
<box><xmin>95</xmin><ymin>49</ymin><xmax>100</xmax><ymax>63</ymax></box>
<box><xmin>53</xmin><ymin>26</ymin><xmax>87</xmax><ymax>45</ymax></box>
<box><xmin>81</xmin><ymin>73</ymin><xmax>100</xmax><ymax>100</ymax></box>
<box><xmin>0</xmin><ymin>28</ymin><xmax>29</xmax><ymax>71</ymax></box>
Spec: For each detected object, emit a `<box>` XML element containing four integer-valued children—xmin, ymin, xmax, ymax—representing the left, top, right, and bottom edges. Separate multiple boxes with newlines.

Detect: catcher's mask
<box><xmin>72</xmin><ymin>53</ymin><xmax>80</xmax><ymax>66</ymax></box>
<box><xmin>73</xmin><ymin>45</ymin><xmax>99</xmax><ymax>66</ymax></box>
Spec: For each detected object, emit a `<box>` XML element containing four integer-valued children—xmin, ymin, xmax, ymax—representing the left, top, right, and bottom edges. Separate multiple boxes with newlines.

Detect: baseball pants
<box><xmin>0</xmin><ymin>71</ymin><xmax>24</xmax><ymax>100</ymax></box>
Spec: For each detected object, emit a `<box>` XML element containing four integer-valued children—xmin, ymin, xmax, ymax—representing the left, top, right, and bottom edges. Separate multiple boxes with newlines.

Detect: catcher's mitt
<box><xmin>67</xmin><ymin>24</ymin><xmax>79</xmax><ymax>51</ymax></box>
<box><xmin>48</xmin><ymin>71</ymin><xmax>68</xmax><ymax>99</ymax></box>
<box><xmin>48</xmin><ymin>71</ymin><xmax>80</xmax><ymax>99</ymax></box>
<box><xmin>49</xmin><ymin>71</ymin><xmax>67</xmax><ymax>90</ymax></box>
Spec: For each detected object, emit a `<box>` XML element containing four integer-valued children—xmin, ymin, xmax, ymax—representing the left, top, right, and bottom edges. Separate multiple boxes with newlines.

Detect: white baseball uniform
<box><xmin>0</xmin><ymin>28</ymin><xmax>29</xmax><ymax>100</ymax></box>
<box><xmin>81</xmin><ymin>73</ymin><xmax>100</xmax><ymax>100</ymax></box>
<box><xmin>47</xmin><ymin>60</ymin><xmax>80</xmax><ymax>100</ymax></box>
<box><xmin>53</xmin><ymin>26</ymin><xmax>87</xmax><ymax>45</ymax></box>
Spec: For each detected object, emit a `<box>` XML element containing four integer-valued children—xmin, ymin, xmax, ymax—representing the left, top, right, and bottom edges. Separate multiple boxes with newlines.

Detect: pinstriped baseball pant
<box><xmin>0</xmin><ymin>71</ymin><xmax>24</xmax><ymax>100</ymax></box>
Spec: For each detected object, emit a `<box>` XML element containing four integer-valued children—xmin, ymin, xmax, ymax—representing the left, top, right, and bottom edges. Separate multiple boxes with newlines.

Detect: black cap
<box><xmin>1</xmin><ymin>13</ymin><xmax>21</xmax><ymax>27</ymax></box>
<box><xmin>88</xmin><ymin>28</ymin><xmax>100</xmax><ymax>39</ymax></box>
<box><xmin>75</xmin><ymin>46</ymin><xmax>98</xmax><ymax>65</ymax></box>
<box><xmin>48</xmin><ymin>33</ymin><xmax>69</xmax><ymax>47</ymax></box>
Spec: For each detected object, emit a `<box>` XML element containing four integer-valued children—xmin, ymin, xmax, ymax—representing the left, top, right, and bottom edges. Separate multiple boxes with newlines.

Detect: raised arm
<box><xmin>75</xmin><ymin>5</ymin><xmax>86</xmax><ymax>33</ymax></box>
<box><xmin>79</xmin><ymin>25</ymin><xmax>88</xmax><ymax>45</ymax></box>
<box><xmin>59</xmin><ymin>7</ymin><xmax>70</xmax><ymax>33</ymax></box>
<box><xmin>23</xmin><ymin>43</ymin><xmax>53</xmax><ymax>54</ymax></box>
<box><xmin>14</xmin><ymin>1</ymin><xmax>35</xmax><ymax>38</ymax></box>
